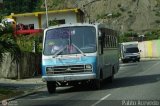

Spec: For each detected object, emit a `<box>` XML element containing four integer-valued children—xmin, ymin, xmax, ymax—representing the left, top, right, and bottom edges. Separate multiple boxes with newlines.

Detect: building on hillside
<box><xmin>6</xmin><ymin>8</ymin><xmax>84</xmax><ymax>35</ymax></box>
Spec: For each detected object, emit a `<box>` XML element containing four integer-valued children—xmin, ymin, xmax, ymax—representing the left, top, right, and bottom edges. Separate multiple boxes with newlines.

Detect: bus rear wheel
<box><xmin>108</xmin><ymin>68</ymin><xmax>114</xmax><ymax>83</ymax></box>
<box><xmin>47</xmin><ymin>81</ymin><xmax>56</xmax><ymax>94</ymax></box>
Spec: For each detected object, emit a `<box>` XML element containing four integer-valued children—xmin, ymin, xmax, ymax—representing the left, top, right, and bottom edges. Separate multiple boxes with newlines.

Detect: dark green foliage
<box><xmin>145</xmin><ymin>29</ymin><xmax>160</xmax><ymax>40</ymax></box>
<box><xmin>155</xmin><ymin>20</ymin><xmax>160</xmax><ymax>23</ymax></box>
<box><xmin>120</xmin><ymin>30</ymin><xmax>160</xmax><ymax>42</ymax></box>
<box><xmin>155</xmin><ymin>11</ymin><xmax>160</xmax><ymax>16</ymax></box>
<box><xmin>119</xmin><ymin>34</ymin><xmax>130</xmax><ymax>43</ymax></box>
<box><xmin>16</xmin><ymin>34</ymin><xmax>42</xmax><ymax>53</ymax></box>
<box><xmin>96</xmin><ymin>14</ymin><xmax>106</xmax><ymax>20</ymax></box>
<box><xmin>0</xmin><ymin>0</ymin><xmax>41</xmax><ymax>16</ymax></box>
<box><xmin>49</xmin><ymin>20</ymin><xmax>59</xmax><ymax>26</ymax></box>
<box><xmin>51</xmin><ymin>0</ymin><xmax>63</xmax><ymax>7</ymax></box>
<box><xmin>119</xmin><ymin>7</ymin><xmax>126</xmax><ymax>12</ymax></box>
<box><xmin>117</xmin><ymin>4</ymin><xmax>121</xmax><ymax>7</ymax></box>
<box><xmin>111</xmin><ymin>12</ymin><xmax>122</xmax><ymax>18</ymax></box>
<box><xmin>0</xmin><ymin>24</ymin><xmax>21</xmax><ymax>63</ymax></box>
<box><xmin>119</xmin><ymin>32</ymin><xmax>139</xmax><ymax>43</ymax></box>
<box><xmin>128</xmin><ymin>11</ymin><xmax>132</xmax><ymax>14</ymax></box>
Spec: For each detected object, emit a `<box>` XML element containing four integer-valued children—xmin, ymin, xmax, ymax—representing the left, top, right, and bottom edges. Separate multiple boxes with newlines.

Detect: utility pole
<box><xmin>45</xmin><ymin>0</ymin><xmax>49</xmax><ymax>28</ymax></box>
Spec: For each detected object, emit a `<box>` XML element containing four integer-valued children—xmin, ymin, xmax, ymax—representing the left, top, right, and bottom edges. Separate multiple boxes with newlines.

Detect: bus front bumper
<box><xmin>42</xmin><ymin>73</ymin><xmax>96</xmax><ymax>82</ymax></box>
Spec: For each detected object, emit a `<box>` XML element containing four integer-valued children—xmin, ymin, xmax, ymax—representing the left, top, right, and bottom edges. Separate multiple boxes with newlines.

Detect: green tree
<box><xmin>119</xmin><ymin>32</ymin><xmax>138</xmax><ymax>43</ymax></box>
<box><xmin>145</xmin><ymin>29</ymin><xmax>160</xmax><ymax>40</ymax></box>
<box><xmin>0</xmin><ymin>0</ymin><xmax>41</xmax><ymax>16</ymax></box>
<box><xmin>0</xmin><ymin>24</ymin><xmax>21</xmax><ymax>63</ymax></box>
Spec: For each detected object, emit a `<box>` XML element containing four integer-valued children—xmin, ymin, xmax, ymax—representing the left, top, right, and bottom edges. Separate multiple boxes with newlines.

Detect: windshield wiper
<box><xmin>52</xmin><ymin>44</ymin><xmax>86</xmax><ymax>57</ymax></box>
<box><xmin>72</xmin><ymin>43</ymin><xmax>86</xmax><ymax>56</ymax></box>
<box><xmin>52</xmin><ymin>45</ymin><xmax>67</xmax><ymax>58</ymax></box>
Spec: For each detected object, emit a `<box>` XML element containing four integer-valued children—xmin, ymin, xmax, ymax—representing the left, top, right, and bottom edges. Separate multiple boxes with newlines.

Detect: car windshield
<box><xmin>126</xmin><ymin>47</ymin><xmax>139</xmax><ymax>53</ymax></box>
<box><xmin>43</xmin><ymin>26</ymin><xmax>96</xmax><ymax>55</ymax></box>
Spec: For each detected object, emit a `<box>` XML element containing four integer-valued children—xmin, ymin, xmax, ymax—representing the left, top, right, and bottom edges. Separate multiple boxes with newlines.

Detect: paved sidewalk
<box><xmin>0</xmin><ymin>76</ymin><xmax>45</xmax><ymax>90</ymax></box>
<box><xmin>0</xmin><ymin>76</ymin><xmax>45</xmax><ymax>84</ymax></box>
<box><xmin>0</xmin><ymin>76</ymin><xmax>46</xmax><ymax>102</ymax></box>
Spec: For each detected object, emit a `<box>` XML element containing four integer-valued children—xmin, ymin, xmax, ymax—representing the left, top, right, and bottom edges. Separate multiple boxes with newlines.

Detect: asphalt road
<box><xmin>10</xmin><ymin>60</ymin><xmax>160</xmax><ymax>106</ymax></box>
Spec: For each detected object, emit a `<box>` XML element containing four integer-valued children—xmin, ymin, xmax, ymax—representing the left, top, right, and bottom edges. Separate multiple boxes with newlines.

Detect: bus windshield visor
<box><xmin>43</xmin><ymin>26</ymin><xmax>96</xmax><ymax>55</ymax></box>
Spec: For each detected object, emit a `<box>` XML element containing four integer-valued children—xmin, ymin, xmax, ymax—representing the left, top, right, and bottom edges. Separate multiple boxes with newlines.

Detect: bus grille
<box><xmin>46</xmin><ymin>65</ymin><xmax>92</xmax><ymax>74</ymax></box>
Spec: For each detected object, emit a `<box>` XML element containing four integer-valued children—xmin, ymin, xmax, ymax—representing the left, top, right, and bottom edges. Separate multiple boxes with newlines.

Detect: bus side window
<box><xmin>106</xmin><ymin>35</ymin><xmax>109</xmax><ymax>48</ymax></box>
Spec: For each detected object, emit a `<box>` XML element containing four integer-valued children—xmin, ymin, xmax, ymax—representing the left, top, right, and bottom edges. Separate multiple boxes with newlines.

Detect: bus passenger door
<box><xmin>97</xmin><ymin>31</ymin><xmax>104</xmax><ymax>79</ymax></box>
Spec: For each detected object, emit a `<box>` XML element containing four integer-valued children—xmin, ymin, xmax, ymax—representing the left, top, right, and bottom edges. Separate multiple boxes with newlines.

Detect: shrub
<box><xmin>155</xmin><ymin>20</ymin><xmax>160</xmax><ymax>23</ymax></box>
<box><xmin>128</xmin><ymin>11</ymin><xmax>132</xmax><ymax>14</ymax></box>
<box><xmin>117</xmin><ymin>4</ymin><xmax>121</xmax><ymax>7</ymax></box>
<box><xmin>155</xmin><ymin>11</ymin><xmax>160</xmax><ymax>16</ymax></box>
<box><xmin>0</xmin><ymin>24</ymin><xmax>21</xmax><ymax>63</ymax></box>
<box><xmin>112</xmin><ymin>12</ymin><xmax>122</xmax><ymax>18</ymax></box>
<box><xmin>106</xmin><ymin>12</ymin><xmax>122</xmax><ymax>19</ymax></box>
<box><xmin>16</xmin><ymin>34</ymin><xmax>42</xmax><ymax>53</ymax></box>
<box><xmin>145</xmin><ymin>30</ymin><xmax>160</xmax><ymax>40</ymax></box>
<box><xmin>96</xmin><ymin>13</ymin><xmax>106</xmax><ymax>20</ymax></box>
<box><xmin>120</xmin><ymin>7</ymin><xmax>125</xmax><ymax>12</ymax></box>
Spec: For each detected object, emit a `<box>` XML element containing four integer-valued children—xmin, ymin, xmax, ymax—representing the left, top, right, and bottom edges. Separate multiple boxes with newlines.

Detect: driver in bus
<box><xmin>51</xmin><ymin>40</ymin><xmax>64</xmax><ymax>54</ymax></box>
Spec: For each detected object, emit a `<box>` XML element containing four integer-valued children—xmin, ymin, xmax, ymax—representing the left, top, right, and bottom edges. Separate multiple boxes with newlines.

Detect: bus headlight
<box><xmin>85</xmin><ymin>64</ymin><xmax>92</xmax><ymax>69</ymax></box>
<box><xmin>46</xmin><ymin>67</ymin><xmax>54</xmax><ymax>74</ymax></box>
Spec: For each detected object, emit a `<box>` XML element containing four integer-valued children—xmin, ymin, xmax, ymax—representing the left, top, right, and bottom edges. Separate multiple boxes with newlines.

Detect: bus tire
<box><xmin>122</xmin><ymin>59</ymin><xmax>125</xmax><ymax>63</ymax></box>
<box><xmin>93</xmin><ymin>70</ymin><xmax>103</xmax><ymax>90</ymax></box>
<box><xmin>91</xmin><ymin>79</ymin><xmax>101</xmax><ymax>90</ymax></box>
<box><xmin>47</xmin><ymin>81</ymin><xmax>56</xmax><ymax>94</ymax></box>
<box><xmin>108</xmin><ymin>68</ymin><xmax>114</xmax><ymax>83</ymax></box>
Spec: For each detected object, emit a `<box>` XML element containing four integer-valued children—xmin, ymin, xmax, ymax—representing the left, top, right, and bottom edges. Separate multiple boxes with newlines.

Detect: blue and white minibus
<box><xmin>42</xmin><ymin>23</ymin><xmax>119</xmax><ymax>93</ymax></box>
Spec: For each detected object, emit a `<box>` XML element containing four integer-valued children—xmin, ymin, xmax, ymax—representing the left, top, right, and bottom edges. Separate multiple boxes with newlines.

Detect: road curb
<box><xmin>141</xmin><ymin>58</ymin><xmax>160</xmax><ymax>61</ymax></box>
<box><xmin>0</xmin><ymin>85</ymin><xmax>46</xmax><ymax>105</ymax></box>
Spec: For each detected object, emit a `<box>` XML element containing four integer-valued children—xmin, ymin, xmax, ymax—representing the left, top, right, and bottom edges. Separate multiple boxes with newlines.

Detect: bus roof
<box><xmin>121</xmin><ymin>41</ymin><xmax>138</xmax><ymax>45</ymax></box>
<box><xmin>46</xmin><ymin>23</ymin><xmax>99</xmax><ymax>29</ymax></box>
<box><xmin>45</xmin><ymin>23</ymin><xmax>114</xmax><ymax>31</ymax></box>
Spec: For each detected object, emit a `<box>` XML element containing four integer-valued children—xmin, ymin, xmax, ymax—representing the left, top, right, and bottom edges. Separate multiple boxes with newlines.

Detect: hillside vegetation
<box><xmin>41</xmin><ymin>0</ymin><xmax>160</xmax><ymax>34</ymax></box>
<box><xmin>1</xmin><ymin>0</ymin><xmax>160</xmax><ymax>34</ymax></box>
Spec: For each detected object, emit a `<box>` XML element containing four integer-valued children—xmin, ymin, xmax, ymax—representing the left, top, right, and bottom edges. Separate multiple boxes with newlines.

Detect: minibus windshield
<box><xmin>43</xmin><ymin>26</ymin><xmax>96</xmax><ymax>55</ymax></box>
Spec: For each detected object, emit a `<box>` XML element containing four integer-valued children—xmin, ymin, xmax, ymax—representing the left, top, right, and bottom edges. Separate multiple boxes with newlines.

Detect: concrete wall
<box><xmin>138</xmin><ymin>40</ymin><xmax>160</xmax><ymax>58</ymax></box>
<box><xmin>0</xmin><ymin>52</ymin><xmax>41</xmax><ymax>79</ymax></box>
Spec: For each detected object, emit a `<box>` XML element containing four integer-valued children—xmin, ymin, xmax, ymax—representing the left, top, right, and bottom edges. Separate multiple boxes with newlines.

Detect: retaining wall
<box><xmin>138</xmin><ymin>40</ymin><xmax>160</xmax><ymax>58</ymax></box>
<box><xmin>0</xmin><ymin>52</ymin><xmax>41</xmax><ymax>79</ymax></box>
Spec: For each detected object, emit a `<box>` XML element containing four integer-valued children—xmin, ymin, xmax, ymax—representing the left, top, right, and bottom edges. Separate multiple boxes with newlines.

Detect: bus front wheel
<box><xmin>91</xmin><ymin>79</ymin><xmax>101</xmax><ymax>90</ymax></box>
<box><xmin>47</xmin><ymin>81</ymin><xmax>56</xmax><ymax>94</ymax></box>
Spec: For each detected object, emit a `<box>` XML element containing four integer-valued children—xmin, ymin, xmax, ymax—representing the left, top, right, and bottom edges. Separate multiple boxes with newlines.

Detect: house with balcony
<box><xmin>7</xmin><ymin>8</ymin><xmax>84</xmax><ymax>35</ymax></box>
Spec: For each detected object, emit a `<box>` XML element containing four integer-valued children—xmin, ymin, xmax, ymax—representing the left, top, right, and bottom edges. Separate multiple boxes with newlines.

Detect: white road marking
<box><xmin>91</xmin><ymin>94</ymin><xmax>111</xmax><ymax>106</ymax></box>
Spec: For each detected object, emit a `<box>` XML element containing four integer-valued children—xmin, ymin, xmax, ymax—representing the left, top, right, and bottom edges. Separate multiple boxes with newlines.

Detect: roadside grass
<box><xmin>0</xmin><ymin>88</ymin><xmax>24</xmax><ymax>101</ymax></box>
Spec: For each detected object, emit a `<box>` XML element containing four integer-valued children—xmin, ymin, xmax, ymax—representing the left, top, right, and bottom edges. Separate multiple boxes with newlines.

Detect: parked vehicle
<box><xmin>42</xmin><ymin>23</ymin><xmax>119</xmax><ymax>93</ymax></box>
<box><xmin>120</xmin><ymin>41</ymin><xmax>140</xmax><ymax>63</ymax></box>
